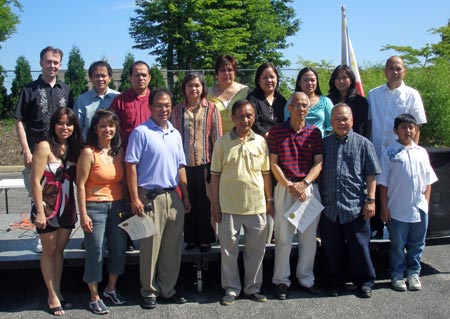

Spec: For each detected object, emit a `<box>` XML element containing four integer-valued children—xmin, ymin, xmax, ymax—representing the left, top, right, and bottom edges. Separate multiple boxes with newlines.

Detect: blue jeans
<box><xmin>387</xmin><ymin>211</ymin><xmax>428</xmax><ymax>280</ymax></box>
<box><xmin>83</xmin><ymin>200</ymin><xmax>127</xmax><ymax>283</ymax></box>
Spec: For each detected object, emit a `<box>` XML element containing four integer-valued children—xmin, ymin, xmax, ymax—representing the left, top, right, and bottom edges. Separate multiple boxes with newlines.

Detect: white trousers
<box><xmin>272</xmin><ymin>183</ymin><xmax>321</xmax><ymax>288</ymax></box>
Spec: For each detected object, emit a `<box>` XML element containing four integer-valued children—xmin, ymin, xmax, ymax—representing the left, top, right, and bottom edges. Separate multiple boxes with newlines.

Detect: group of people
<box><xmin>14</xmin><ymin>46</ymin><xmax>437</xmax><ymax>316</ymax></box>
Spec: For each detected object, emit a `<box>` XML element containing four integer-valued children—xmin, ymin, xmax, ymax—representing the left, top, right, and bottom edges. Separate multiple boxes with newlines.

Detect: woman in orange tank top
<box><xmin>76</xmin><ymin>109</ymin><xmax>127</xmax><ymax>315</ymax></box>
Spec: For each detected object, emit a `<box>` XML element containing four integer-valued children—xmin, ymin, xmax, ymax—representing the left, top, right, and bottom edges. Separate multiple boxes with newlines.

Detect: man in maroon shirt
<box><xmin>110</xmin><ymin>61</ymin><xmax>151</xmax><ymax>251</ymax></box>
<box><xmin>110</xmin><ymin>61</ymin><xmax>152</xmax><ymax>151</ymax></box>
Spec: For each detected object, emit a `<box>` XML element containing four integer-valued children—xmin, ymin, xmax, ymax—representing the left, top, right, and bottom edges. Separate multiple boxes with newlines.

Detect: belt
<box><xmin>146</xmin><ymin>187</ymin><xmax>176</xmax><ymax>200</ymax></box>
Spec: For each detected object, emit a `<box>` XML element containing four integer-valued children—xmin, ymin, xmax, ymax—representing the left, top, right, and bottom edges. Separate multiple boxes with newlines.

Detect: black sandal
<box><xmin>49</xmin><ymin>305</ymin><xmax>65</xmax><ymax>316</ymax></box>
<box><xmin>60</xmin><ymin>300</ymin><xmax>72</xmax><ymax>308</ymax></box>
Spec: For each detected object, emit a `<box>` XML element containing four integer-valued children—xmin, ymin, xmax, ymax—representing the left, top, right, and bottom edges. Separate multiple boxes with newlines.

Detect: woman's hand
<box><xmin>80</xmin><ymin>215</ymin><xmax>93</xmax><ymax>233</ymax></box>
<box><xmin>34</xmin><ymin>211</ymin><xmax>47</xmax><ymax>230</ymax></box>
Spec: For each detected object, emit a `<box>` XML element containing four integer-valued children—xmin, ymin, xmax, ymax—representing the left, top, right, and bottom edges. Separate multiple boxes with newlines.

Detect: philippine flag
<box><xmin>341</xmin><ymin>6</ymin><xmax>364</xmax><ymax>96</ymax></box>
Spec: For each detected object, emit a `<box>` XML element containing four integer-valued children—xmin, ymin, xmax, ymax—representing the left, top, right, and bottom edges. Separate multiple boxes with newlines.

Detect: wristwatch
<box><xmin>303</xmin><ymin>178</ymin><xmax>311</xmax><ymax>186</ymax></box>
<box><xmin>366</xmin><ymin>197</ymin><xmax>375</xmax><ymax>203</ymax></box>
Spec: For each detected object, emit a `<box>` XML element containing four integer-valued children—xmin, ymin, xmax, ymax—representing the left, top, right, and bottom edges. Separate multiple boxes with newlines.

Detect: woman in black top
<box><xmin>248</xmin><ymin>62</ymin><xmax>286</xmax><ymax>138</ymax></box>
<box><xmin>328</xmin><ymin>65</ymin><xmax>369</xmax><ymax>137</ymax></box>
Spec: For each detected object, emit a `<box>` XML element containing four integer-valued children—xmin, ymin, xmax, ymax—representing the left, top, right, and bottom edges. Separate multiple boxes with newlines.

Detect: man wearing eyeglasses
<box><xmin>268</xmin><ymin>92</ymin><xmax>323</xmax><ymax>300</ymax></box>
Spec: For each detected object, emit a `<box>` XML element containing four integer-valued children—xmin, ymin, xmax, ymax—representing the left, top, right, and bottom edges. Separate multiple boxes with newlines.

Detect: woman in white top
<box><xmin>208</xmin><ymin>54</ymin><xmax>249</xmax><ymax>133</ymax></box>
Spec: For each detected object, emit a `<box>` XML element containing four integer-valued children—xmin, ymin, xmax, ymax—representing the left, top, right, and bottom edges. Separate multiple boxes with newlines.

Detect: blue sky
<box><xmin>1</xmin><ymin>0</ymin><xmax>449</xmax><ymax>89</ymax></box>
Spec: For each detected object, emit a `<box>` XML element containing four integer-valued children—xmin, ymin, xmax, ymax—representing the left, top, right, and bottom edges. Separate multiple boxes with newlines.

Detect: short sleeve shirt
<box><xmin>210</xmin><ymin>129</ymin><xmax>270</xmax><ymax>215</ymax></box>
<box><xmin>125</xmin><ymin>119</ymin><xmax>186</xmax><ymax>190</ymax></box>
<box><xmin>267</xmin><ymin>121</ymin><xmax>323</xmax><ymax>179</ymax></box>
<box><xmin>377</xmin><ymin>141</ymin><xmax>438</xmax><ymax>222</ymax></box>
<box><xmin>368</xmin><ymin>82</ymin><xmax>427</xmax><ymax>158</ymax></box>
<box><xmin>14</xmin><ymin>75</ymin><xmax>74</xmax><ymax>152</ymax></box>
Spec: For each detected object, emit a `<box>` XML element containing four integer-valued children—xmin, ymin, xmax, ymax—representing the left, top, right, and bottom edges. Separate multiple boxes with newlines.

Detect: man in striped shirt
<box><xmin>268</xmin><ymin>92</ymin><xmax>323</xmax><ymax>300</ymax></box>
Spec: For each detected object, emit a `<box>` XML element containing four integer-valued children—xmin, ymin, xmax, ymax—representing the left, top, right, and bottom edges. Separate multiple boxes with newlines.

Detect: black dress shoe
<box><xmin>358</xmin><ymin>285</ymin><xmax>372</xmax><ymax>298</ymax></box>
<box><xmin>301</xmin><ymin>284</ymin><xmax>322</xmax><ymax>296</ymax></box>
<box><xmin>160</xmin><ymin>294</ymin><xmax>187</xmax><ymax>304</ymax></box>
<box><xmin>141</xmin><ymin>297</ymin><xmax>157</xmax><ymax>309</ymax></box>
<box><xmin>200</xmin><ymin>244</ymin><xmax>211</xmax><ymax>252</ymax></box>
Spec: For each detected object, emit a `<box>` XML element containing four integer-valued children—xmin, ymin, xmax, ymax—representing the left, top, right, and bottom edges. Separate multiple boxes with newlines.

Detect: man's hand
<box><xmin>211</xmin><ymin>203</ymin><xmax>222</xmax><ymax>224</ymax></box>
<box><xmin>380</xmin><ymin>207</ymin><xmax>391</xmax><ymax>223</ymax></box>
<box><xmin>131</xmin><ymin>198</ymin><xmax>145</xmax><ymax>217</ymax></box>
<box><xmin>362</xmin><ymin>201</ymin><xmax>375</xmax><ymax>219</ymax></box>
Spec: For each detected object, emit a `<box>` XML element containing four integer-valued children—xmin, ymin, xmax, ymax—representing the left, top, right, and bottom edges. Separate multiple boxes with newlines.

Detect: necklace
<box><xmin>99</xmin><ymin>149</ymin><xmax>113</xmax><ymax>165</ymax></box>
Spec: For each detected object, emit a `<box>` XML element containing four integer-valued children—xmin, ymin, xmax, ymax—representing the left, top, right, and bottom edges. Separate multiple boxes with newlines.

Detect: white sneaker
<box><xmin>34</xmin><ymin>236</ymin><xmax>42</xmax><ymax>253</ymax></box>
<box><xmin>391</xmin><ymin>279</ymin><xmax>407</xmax><ymax>291</ymax></box>
<box><xmin>408</xmin><ymin>274</ymin><xmax>422</xmax><ymax>291</ymax></box>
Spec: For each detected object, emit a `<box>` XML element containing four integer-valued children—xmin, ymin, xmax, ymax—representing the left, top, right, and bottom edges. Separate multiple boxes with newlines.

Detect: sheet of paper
<box><xmin>284</xmin><ymin>196</ymin><xmax>324</xmax><ymax>233</ymax></box>
<box><xmin>118</xmin><ymin>214</ymin><xmax>156</xmax><ymax>241</ymax></box>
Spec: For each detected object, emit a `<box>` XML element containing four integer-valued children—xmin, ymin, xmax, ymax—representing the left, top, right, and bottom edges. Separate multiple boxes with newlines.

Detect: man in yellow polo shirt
<box><xmin>211</xmin><ymin>99</ymin><xmax>273</xmax><ymax>306</ymax></box>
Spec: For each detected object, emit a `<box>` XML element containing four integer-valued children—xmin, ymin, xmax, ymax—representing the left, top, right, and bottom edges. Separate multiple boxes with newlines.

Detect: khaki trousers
<box><xmin>218</xmin><ymin>213</ymin><xmax>267</xmax><ymax>296</ymax></box>
<box><xmin>138</xmin><ymin>187</ymin><xmax>185</xmax><ymax>298</ymax></box>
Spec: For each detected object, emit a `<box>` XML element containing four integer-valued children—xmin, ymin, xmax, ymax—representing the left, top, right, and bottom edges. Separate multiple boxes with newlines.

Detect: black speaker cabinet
<box><xmin>427</xmin><ymin>148</ymin><xmax>450</xmax><ymax>238</ymax></box>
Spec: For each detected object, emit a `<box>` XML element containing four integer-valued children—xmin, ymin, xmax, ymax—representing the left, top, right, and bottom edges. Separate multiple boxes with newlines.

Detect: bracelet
<box><xmin>366</xmin><ymin>197</ymin><xmax>375</xmax><ymax>203</ymax></box>
<box><xmin>267</xmin><ymin>198</ymin><xmax>274</xmax><ymax>202</ymax></box>
<box><xmin>303</xmin><ymin>178</ymin><xmax>312</xmax><ymax>186</ymax></box>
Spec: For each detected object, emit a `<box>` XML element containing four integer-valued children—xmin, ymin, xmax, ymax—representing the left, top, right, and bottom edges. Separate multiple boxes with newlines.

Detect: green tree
<box><xmin>64</xmin><ymin>46</ymin><xmax>87</xmax><ymax>99</ymax></box>
<box><xmin>130</xmin><ymin>0</ymin><xmax>299</xmax><ymax>90</ymax></box>
<box><xmin>0</xmin><ymin>0</ymin><xmax>22</xmax><ymax>48</ymax></box>
<box><xmin>8</xmin><ymin>55</ymin><xmax>32</xmax><ymax>116</ymax></box>
<box><xmin>0</xmin><ymin>65</ymin><xmax>8</xmax><ymax>118</ymax></box>
<box><xmin>108</xmin><ymin>75</ymin><xmax>117</xmax><ymax>90</ymax></box>
<box><xmin>149</xmin><ymin>65</ymin><xmax>166</xmax><ymax>90</ymax></box>
<box><xmin>406</xmin><ymin>58</ymin><xmax>450</xmax><ymax>146</ymax></box>
<box><xmin>381</xmin><ymin>21</ymin><xmax>450</xmax><ymax>67</ymax></box>
<box><xmin>430</xmin><ymin>20</ymin><xmax>450</xmax><ymax>61</ymax></box>
<box><xmin>118</xmin><ymin>52</ymin><xmax>135</xmax><ymax>92</ymax></box>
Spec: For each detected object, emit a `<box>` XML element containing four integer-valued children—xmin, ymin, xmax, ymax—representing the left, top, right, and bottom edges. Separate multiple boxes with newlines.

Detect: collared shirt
<box><xmin>283</xmin><ymin>95</ymin><xmax>333</xmax><ymax>137</ymax></box>
<box><xmin>247</xmin><ymin>88</ymin><xmax>286</xmax><ymax>136</ymax></box>
<box><xmin>320</xmin><ymin>130</ymin><xmax>381</xmax><ymax>224</ymax></box>
<box><xmin>110</xmin><ymin>88</ymin><xmax>151</xmax><ymax>150</ymax></box>
<box><xmin>368</xmin><ymin>82</ymin><xmax>427</xmax><ymax>158</ymax></box>
<box><xmin>377</xmin><ymin>141</ymin><xmax>438</xmax><ymax>223</ymax></box>
<box><xmin>267</xmin><ymin>121</ymin><xmax>322</xmax><ymax>179</ymax></box>
<box><xmin>171</xmin><ymin>98</ymin><xmax>222</xmax><ymax>166</ymax></box>
<box><xmin>14</xmin><ymin>75</ymin><xmax>74</xmax><ymax>152</ymax></box>
<box><xmin>211</xmin><ymin>128</ymin><xmax>270</xmax><ymax>215</ymax></box>
<box><xmin>74</xmin><ymin>87</ymin><xmax>120</xmax><ymax>141</ymax></box>
<box><xmin>125</xmin><ymin>119</ymin><xmax>186</xmax><ymax>190</ymax></box>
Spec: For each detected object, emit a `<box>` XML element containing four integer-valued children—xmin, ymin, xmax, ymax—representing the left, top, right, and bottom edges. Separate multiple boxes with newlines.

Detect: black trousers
<box><xmin>319</xmin><ymin>213</ymin><xmax>376</xmax><ymax>288</ymax></box>
<box><xmin>184</xmin><ymin>165</ymin><xmax>215</xmax><ymax>245</ymax></box>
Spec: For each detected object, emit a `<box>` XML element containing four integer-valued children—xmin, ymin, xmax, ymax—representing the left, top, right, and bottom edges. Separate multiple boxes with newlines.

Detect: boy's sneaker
<box><xmin>34</xmin><ymin>236</ymin><xmax>42</xmax><ymax>253</ymax></box>
<box><xmin>103</xmin><ymin>289</ymin><xmax>127</xmax><ymax>305</ymax></box>
<box><xmin>408</xmin><ymin>274</ymin><xmax>422</xmax><ymax>291</ymax></box>
<box><xmin>89</xmin><ymin>299</ymin><xmax>109</xmax><ymax>315</ymax></box>
<box><xmin>391</xmin><ymin>279</ymin><xmax>407</xmax><ymax>291</ymax></box>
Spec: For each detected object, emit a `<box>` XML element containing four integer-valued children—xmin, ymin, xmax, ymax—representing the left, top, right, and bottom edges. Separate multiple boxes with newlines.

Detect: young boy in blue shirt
<box><xmin>377</xmin><ymin>114</ymin><xmax>438</xmax><ymax>291</ymax></box>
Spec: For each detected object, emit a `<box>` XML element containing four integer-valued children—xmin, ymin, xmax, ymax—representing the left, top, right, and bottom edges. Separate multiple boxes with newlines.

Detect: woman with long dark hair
<box><xmin>31</xmin><ymin>107</ymin><xmax>81</xmax><ymax>316</ymax></box>
<box><xmin>328</xmin><ymin>65</ymin><xmax>369</xmax><ymax>137</ymax></box>
<box><xmin>248</xmin><ymin>62</ymin><xmax>286</xmax><ymax>139</ymax></box>
<box><xmin>76</xmin><ymin>109</ymin><xmax>128</xmax><ymax>315</ymax></box>
<box><xmin>284</xmin><ymin>67</ymin><xmax>333</xmax><ymax>137</ymax></box>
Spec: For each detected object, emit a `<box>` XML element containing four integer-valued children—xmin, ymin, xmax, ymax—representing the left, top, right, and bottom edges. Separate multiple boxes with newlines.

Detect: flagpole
<box><xmin>341</xmin><ymin>5</ymin><xmax>347</xmax><ymax>65</ymax></box>
<box><xmin>341</xmin><ymin>5</ymin><xmax>365</xmax><ymax>96</ymax></box>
